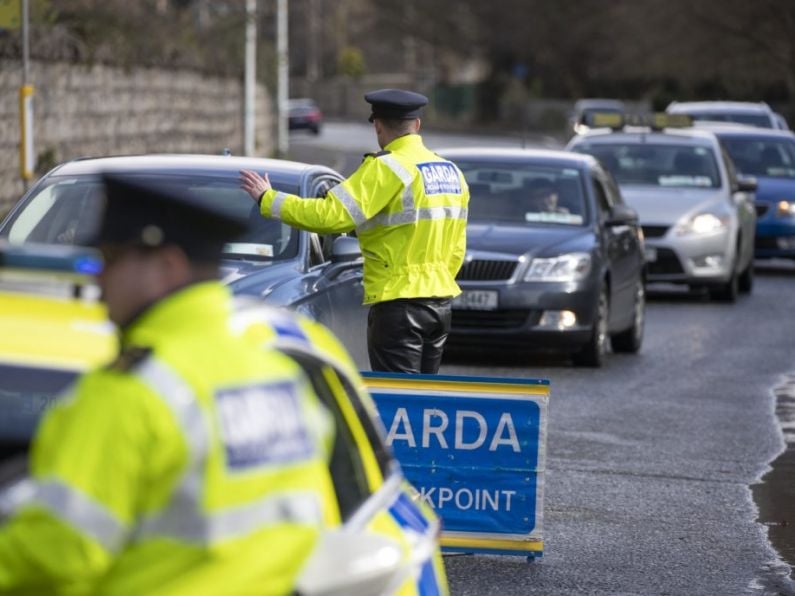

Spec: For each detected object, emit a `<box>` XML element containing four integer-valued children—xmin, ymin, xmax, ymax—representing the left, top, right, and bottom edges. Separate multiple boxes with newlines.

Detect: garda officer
<box><xmin>0</xmin><ymin>175</ymin><xmax>340</xmax><ymax>595</ymax></box>
<box><xmin>240</xmin><ymin>89</ymin><xmax>470</xmax><ymax>374</ymax></box>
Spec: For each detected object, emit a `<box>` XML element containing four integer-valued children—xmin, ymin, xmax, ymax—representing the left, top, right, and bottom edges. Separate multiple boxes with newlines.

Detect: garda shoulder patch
<box><xmin>107</xmin><ymin>346</ymin><xmax>152</xmax><ymax>372</ymax></box>
<box><xmin>362</xmin><ymin>149</ymin><xmax>391</xmax><ymax>161</ymax></box>
<box><xmin>216</xmin><ymin>380</ymin><xmax>314</xmax><ymax>471</ymax></box>
<box><xmin>418</xmin><ymin>161</ymin><xmax>462</xmax><ymax>195</ymax></box>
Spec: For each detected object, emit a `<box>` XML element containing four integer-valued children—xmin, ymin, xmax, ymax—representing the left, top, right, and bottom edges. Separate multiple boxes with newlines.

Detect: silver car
<box><xmin>666</xmin><ymin>101</ymin><xmax>789</xmax><ymax>131</ymax></box>
<box><xmin>567</xmin><ymin>126</ymin><xmax>757</xmax><ymax>301</ymax></box>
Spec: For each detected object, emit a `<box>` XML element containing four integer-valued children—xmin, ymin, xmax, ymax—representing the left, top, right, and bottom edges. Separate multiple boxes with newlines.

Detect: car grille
<box><xmin>452</xmin><ymin>309</ymin><xmax>534</xmax><ymax>329</ymax></box>
<box><xmin>457</xmin><ymin>259</ymin><xmax>518</xmax><ymax>281</ymax></box>
<box><xmin>647</xmin><ymin>247</ymin><xmax>684</xmax><ymax>275</ymax></box>
<box><xmin>755</xmin><ymin>236</ymin><xmax>779</xmax><ymax>250</ymax></box>
<box><xmin>641</xmin><ymin>225</ymin><xmax>669</xmax><ymax>238</ymax></box>
<box><xmin>755</xmin><ymin>203</ymin><xmax>769</xmax><ymax>217</ymax></box>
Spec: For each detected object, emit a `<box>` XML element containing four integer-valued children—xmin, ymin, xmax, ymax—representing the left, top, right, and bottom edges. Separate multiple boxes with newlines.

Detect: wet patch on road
<box><xmin>753</xmin><ymin>373</ymin><xmax>795</xmax><ymax>581</ymax></box>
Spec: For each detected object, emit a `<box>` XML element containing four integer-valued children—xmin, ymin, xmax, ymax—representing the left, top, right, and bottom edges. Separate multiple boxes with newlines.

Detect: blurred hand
<box><xmin>239</xmin><ymin>170</ymin><xmax>272</xmax><ymax>203</ymax></box>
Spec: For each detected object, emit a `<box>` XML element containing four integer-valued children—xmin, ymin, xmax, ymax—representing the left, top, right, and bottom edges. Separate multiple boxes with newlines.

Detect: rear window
<box><xmin>687</xmin><ymin>111</ymin><xmax>773</xmax><ymax>128</ymax></box>
<box><xmin>454</xmin><ymin>160</ymin><xmax>588</xmax><ymax>226</ymax></box>
<box><xmin>573</xmin><ymin>143</ymin><xmax>721</xmax><ymax>189</ymax></box>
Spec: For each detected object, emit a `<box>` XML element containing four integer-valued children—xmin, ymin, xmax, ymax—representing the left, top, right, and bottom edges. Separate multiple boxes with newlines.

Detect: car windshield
<box><xmin>687</xmin><ymin>111</ymin><xmax>773</xmax><ymax>128</ymax></box>
<box><xmin>575</xmin><ymin>143</ymin><xmax>721</xmax><ymax>188</ymax></box>
<box><xmin>720</xmin><ymin>136</ymin><xmax>795</xmax><ymax>179</ymax></box>
<box><xmin>1</xmin><ymin>174</ymin><xmax>301</xmax><ymax>261</ymax></box>
<box><xmin>455</xmin><ymin>160</ymin><xmax>587</xmax><ymax>226</ymax></box>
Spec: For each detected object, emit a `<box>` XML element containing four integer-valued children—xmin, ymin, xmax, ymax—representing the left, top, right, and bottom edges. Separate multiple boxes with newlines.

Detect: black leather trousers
<box><xmin>367</xmin><ymin>297</ymin><xmax>452</xmax><ymax>374</ymax></box>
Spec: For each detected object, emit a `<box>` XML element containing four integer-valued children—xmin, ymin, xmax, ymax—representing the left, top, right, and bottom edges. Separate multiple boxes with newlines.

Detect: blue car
<box><xmin>0</xmin><ymin>155</ymin><xmax>370</xmax><ymax>366</ymax></box>
<box><xmin>708</xmin><ymin>126</ymin><xmax>795</xmax><ymax>260</ymax></box>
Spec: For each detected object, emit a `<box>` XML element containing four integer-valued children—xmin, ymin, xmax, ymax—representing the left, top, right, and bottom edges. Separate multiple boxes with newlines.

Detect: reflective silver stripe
<box><xmin>270</xmin><ymin>191</ymin><xmax>290</xmax><ymax>219</ymax></box>
<box><xmin>135</xmin><ymin>358</ymin><xmax>209</xmax><ymax>464</ymax></box>
<box><xmin>360</xmin><ymin>205</ymin><xmax>468</xmax><ymax>232</ymax></box>
<box><xmin>330</xmin><ymin>183</ymin><xmax>367</xmax><ymax>226</ymax></box>
<box><xmin>32</xmin><ymin>479</ymin><xmax>127</xmax><ymax>553</ymax></box>
<box><xmin>379</xmin><ymin>154</ymin><xmax>415</xmax><ymax>186</ymax></box>
<box><xmin>136</xmin><ymin>491</ymin><xmax>323</xmax><ymax>543</ymax></box>
<box><xmin>419</xmin><ymin>205</ymin><xmax>468</xmax><ymax>221</ymax></box>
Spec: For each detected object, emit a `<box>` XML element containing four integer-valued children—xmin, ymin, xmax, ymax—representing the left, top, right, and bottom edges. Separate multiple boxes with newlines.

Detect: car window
<box><xmin>720</xmin><ymin>137</ymin><xmax>795</xmax><ymax>179</ymax></box>
<box><xmin>309</xmin><ymin>175</ymin><xmax>346</xmax><ymax>259</ymax></box>
<box><xmin>686</xmin><ymin>111</ymin><xmax>773</xmax><ymax>128</ymax></box>
<box><xmin>2</xmin><ymin>174</ymin><xmax>302</xmax><ymax>262</ymax></box>
<box><xmin>0</xmin><ymin>364</ymin><xmax>78</xmax><ymax>440</ymax></box>
<box><xmin>281</xmin><ymin>348</ymin><xmax>393</xmax><ymax>521</ymax></box>
<box><xmin>454</xmin><ymin>160</ymin><xmax>588</xmax><ymax>226</ymax></box>
<box><xmin>591</xmin><ymin>175</ymin><xmax>612</xmax><ymax>217</ymax></box>
<box><xmin>574</xmin><ymin>143</ymin><xmax>721</xmax><ymax>188</ymax></box>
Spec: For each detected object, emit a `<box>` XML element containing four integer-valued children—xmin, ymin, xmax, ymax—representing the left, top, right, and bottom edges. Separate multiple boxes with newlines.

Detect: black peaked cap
<box><xmin>92</xmin><ymin>173</ymin><xmax>248</xmax><ymax>261</ymax></box>
<box><xmin>365</xmin><ymin>88</ymin><xmax>428</xmax><ymax>123</ymax></box>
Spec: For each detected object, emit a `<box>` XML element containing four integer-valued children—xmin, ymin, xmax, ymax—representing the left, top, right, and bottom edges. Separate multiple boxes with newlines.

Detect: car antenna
<box><xmin>222</xmin><ymin>148</ymin><xmax>232</xmax><ymax>156</ymax></box>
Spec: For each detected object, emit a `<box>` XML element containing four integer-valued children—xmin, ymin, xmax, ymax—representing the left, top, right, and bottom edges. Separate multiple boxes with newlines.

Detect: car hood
<box><xmin>619</xmin><ymin>186</ymin><xmax>726</xmax><ymax>225</ymax></box>
<box><xmin>221</xmin><ymin>258</ymin><xmax>304</xmax><ymax>297</ymax></box>
<box><xmin>752</xmin><ymin>177</ymin><xmax>795</xmax><ymax>203</ymax></box>
<box><xmin>465</xmin><ymin>223</ymin><xmax>593</xmax><ymax>258</ymax></box>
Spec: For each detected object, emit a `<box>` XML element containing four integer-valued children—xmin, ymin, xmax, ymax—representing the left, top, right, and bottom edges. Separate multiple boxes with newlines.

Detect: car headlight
<box><xmin>524</xmin><ymin>253</ymin><xmax>592</xmax><ymax>282</ymax></box>
<box><xmin>777</xmin><ymin>200</ymin><xmax>795</xmax><ymax>218</ymax></box>
<box><xmin>675</xmin><ymin>213</ymin><xmax>729</xmax><ymax>236</ymax></box>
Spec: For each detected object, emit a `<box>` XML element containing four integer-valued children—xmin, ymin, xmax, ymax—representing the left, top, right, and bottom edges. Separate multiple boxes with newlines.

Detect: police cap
<box><xmin>364</xmin><ymin>89</ymin><xmax>428</xmax><ymax>123</ymax></box>
<box><xmin>90</xmin><ymin>173</ymin><xmax>248</xmax><ymax>262</ymax></box>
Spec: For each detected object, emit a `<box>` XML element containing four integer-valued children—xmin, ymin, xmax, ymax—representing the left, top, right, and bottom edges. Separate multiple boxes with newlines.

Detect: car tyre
<box><xmin>611</xmin><ymin>278</ymin><xmax>645</xmax><ymax>353</ymax></box>
<box><xmin>573</xmin><ymin>285</ymin><xmax>608</xmax><ymax>367</ymax></box>
<box><xmin>738</xmin><ymin>260</ymin><xmax>753</xmax><ymax>294</ymax></box>
<box><xmin>708</xmin><ymin>269</ymin><xmax>738</xmax><ymax>302</ymax></box>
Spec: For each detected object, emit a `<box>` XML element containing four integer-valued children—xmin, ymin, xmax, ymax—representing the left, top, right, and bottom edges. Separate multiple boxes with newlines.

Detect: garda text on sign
<box><xmin>363</xmin><ymin>372</ymin><xmax>548</xmax><ymax>557</ymax></box>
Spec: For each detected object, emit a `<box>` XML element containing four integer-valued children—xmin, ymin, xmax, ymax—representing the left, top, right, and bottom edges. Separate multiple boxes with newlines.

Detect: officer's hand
<box><xmin>239</xmin><ymin>170</ymin><xmax>272</xmax><ymax>203</ymax></box>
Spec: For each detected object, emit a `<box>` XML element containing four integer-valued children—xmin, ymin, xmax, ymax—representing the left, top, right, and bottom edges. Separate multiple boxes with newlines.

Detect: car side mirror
<box><xmin>294</xmin><ymin>530</ymin><xmax>404</xmax><ymax>596</ymax></box>
<box><xmin>330</xmin><ymin>235</ymin><xmax>362</xmax><ymax>263</ymax></box>
<box><xmin>605</xmin><ymin>203</ymin><xmax>638</xmax><ymax>226</ymax></box>
<box><xmin>735</xmin><ymin>174</ymin><xmax>758</xmax><ymax>194</ymax></box>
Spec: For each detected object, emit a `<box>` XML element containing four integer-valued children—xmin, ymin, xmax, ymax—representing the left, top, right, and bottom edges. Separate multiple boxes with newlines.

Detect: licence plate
<box><xmin>453</xmin><ymin>290</ymin><xmax>499</xmax><ymax>310</ymax></box>
<box><xmin>644</xmin><ymin>246</ymin><xmax>658</xmax><ymax>263</ymax></box>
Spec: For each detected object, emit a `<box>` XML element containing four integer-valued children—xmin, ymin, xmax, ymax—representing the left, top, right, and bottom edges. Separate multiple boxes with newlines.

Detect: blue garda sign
<box><xmin>362</xmin><ymin>372</ymin><xmax>549</xmax><ymax>557</ymax></box>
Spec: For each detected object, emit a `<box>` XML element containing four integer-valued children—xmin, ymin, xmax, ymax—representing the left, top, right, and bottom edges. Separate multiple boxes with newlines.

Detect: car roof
<box><xmin>569</xmin><ymin>127</ymin><xmax>719</xmax><ymax>147</ymax></box>
<box><xmin>48</xmin><ymin>154</ymin><xmax>336</xmax><ymax>181</ymax></box>
<box><xmin>667</xmin><ymin>101</ymin><xmax>773</xmax><ymax>114</ymax></box>
<box><xmin>438</xmin><ymin>147</ymin><xmax>597</xmax><ymax>168</ymax></box>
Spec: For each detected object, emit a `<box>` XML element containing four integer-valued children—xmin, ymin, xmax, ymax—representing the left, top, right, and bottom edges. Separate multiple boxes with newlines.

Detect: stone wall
<box><xmin>0</xmin><ymin>60</ymin><xmax>273</xmax><ymax>212</ymax></box>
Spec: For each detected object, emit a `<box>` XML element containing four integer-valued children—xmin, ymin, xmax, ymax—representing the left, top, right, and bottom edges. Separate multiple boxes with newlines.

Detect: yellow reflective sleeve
<box><xmin>260</xmin><ymin>189</ymin><xmax>356</xmax><ymax>234</ymax></box>
<box><xmin>0</xmin><ymin>505</ymin><xmax>111</xmax><ymax>591</ymax></box>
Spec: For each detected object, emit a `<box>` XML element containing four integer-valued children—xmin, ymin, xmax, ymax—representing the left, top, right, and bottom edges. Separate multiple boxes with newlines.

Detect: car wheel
<box><xmin>572</xmin><ymin>285</ymin><xmax>608</xmax><ymax>367</ymax></box>
<box><xmin>708</xmin><ymin>269</ymin><xmax>738</xmax><ymax>302</ymax></box>
<box><xmin>312</xmin><ymin>125</ymin><xmax>321</xmax><ymax>136</ymax></box>
<box><xmin>738</xmin><ymin>260</ymin><xmax>753</xmax><ymax>294</ymax></box>
<box><xmin>611</xmin><ymin>278</ymin><xmax>645</xmax><ymax>353</ymax></box>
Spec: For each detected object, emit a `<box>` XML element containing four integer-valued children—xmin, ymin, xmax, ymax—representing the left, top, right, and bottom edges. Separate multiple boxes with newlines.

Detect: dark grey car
<box><xmin>0</xmin><ymin>154</ymin><xmax>369</xmax><ymax>367</ymax></box>
<box><xmin>440</xmin><ymin>148</ymin><xmax>646</xmax><ymax>366</ymax></box>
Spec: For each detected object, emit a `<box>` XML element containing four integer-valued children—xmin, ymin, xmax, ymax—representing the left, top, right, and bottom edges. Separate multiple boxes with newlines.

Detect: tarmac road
<box><xmin>286</xmin><ymin>122</ymin><xmax>795</xmax><ymax>595</ymax></box>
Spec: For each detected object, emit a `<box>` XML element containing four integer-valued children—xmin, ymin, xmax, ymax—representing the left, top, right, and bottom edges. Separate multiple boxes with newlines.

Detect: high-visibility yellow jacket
<box><xmin>260</xmin><ymin>134</ymin><xmax>469</xmax><ymax>304</ymax></box>
<box><xmin>0</xmin><ymin>283</ymin><xmax>339</xmax><ymax>596</ymax></box>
